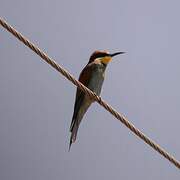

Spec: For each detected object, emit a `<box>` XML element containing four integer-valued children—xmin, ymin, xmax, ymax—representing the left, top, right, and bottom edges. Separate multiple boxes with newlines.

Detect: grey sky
<box><xmin>0</xmin><ymin>0</ymin><xmax>180</xmax><ymax>179</ymax></box>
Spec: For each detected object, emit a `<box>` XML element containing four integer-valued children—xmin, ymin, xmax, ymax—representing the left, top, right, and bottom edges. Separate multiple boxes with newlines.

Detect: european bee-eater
<box><xmin>69</xmin><ymin>50</ymin><xmax>125</xmax><ymax>150</ymax></box>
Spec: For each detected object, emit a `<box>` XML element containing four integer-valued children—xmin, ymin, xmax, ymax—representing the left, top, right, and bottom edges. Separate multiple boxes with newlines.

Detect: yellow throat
<box><xmin>100</xmin><ymin>56</ymin><xmax>112</xmax><ymax>64</ymax></box>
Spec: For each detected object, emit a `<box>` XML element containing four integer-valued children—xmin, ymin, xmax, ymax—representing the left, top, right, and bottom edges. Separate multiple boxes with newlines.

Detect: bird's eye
<box><xmin>99</xmin><ymin>53</ymin><xmax>109</xmax><ymax>58</ymax></box>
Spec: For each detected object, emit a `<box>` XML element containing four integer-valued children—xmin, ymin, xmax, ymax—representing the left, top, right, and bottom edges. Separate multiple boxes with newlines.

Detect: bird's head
<box><xmin>88</xmin><ymin>50</ymin><xmax>125</xmax><ymax>65</ymax></box>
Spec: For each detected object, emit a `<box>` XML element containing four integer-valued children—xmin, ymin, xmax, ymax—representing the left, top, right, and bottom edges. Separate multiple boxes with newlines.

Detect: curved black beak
<box><xmin>110</xmin><ymin>52</ymin><xmax>125</xmax><ymax>57</ymax></box>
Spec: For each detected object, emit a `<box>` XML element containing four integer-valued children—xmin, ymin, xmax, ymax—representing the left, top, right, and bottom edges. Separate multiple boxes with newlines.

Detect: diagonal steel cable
<box><xmin>0</xmin><ymin>17</ymin><xmax>180</xmax><ymax>169</ymax></box>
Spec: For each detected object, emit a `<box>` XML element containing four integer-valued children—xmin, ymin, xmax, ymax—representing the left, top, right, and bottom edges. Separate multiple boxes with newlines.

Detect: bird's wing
<box><xmin>70</xmin><ymin>63</ymin><xmax>94</xmax><ymax>131</ymax></box>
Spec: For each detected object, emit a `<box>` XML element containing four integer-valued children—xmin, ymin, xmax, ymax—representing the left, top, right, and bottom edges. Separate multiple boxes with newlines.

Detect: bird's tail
<box><xmin>69</xmin><ymin>119</ymin><xmax>79</xmax><ymax>151</ymax></box>
<box><xmin>69</xmin><ymin>100</ymin><xmax>92</xmax><ymax>151</ymax></box>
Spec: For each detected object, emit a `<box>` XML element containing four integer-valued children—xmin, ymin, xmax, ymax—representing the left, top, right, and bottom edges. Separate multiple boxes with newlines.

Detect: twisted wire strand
<box><xmin>0</xmin><ymin>17</ymin><xmax>180</xmax><ymax>169</ymax></box>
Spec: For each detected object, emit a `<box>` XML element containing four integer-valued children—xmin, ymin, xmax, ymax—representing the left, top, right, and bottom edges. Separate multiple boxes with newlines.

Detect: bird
<box><xmin>69</xmin><ymin>50</ymin><xmax>125</xmax><ymax>150</ymax></box>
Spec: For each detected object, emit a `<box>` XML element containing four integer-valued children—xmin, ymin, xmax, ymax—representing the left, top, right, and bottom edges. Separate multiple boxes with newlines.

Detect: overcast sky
<box><xmin>0</xmin><ymin>0</ymin><xmax>180</xmax><ymax>179</ymax></box>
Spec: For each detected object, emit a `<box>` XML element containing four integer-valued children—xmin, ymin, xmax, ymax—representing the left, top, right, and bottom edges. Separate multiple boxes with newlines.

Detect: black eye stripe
<box><xmin>94</xmin><ymin>53</ymin><xmax>108</xmax><ymax>59</ymax></box>
<box><xmin>88</xmin><ymin>52</ymin><xmax>109</xmax><ymax>63</ymax></box>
